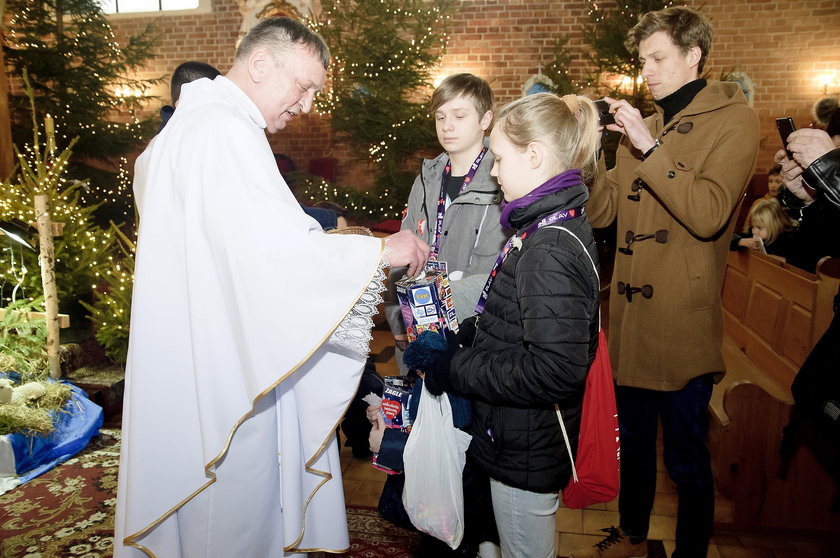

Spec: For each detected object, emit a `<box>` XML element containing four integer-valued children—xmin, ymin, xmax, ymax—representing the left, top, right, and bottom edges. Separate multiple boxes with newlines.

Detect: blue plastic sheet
<box><xmin>7</xmin><ymin>383</ymin><xmax>104</xmax><ymax>484</ymax></box>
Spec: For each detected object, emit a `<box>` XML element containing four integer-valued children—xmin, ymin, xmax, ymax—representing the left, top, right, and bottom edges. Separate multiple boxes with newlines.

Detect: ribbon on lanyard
<box><xmin>429</xmin><ymin>148</ymin><xmax>488</xmax><ymax>260</ymax></box>
<box><xmin>474</xmin><ymin>205</ymin><xmax>585</xmax><ymax>315</ymax></box>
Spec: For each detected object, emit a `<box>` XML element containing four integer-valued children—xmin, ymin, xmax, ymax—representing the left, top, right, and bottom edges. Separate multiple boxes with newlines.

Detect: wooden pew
<box><xmin>711</xmin><ymin>251</ymin><xmax>840</xmax><ymax>534</ymax></box>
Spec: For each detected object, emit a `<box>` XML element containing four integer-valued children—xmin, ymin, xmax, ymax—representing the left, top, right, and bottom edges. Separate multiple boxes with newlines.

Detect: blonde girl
<box><xmin>413</xmin><ymin>92</ymin><xmax>602</xmax><ymax>558</ymax></box>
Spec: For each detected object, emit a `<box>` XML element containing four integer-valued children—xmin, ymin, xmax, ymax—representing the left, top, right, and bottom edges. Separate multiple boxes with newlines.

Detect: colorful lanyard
<box><xmin>475</xmin><ymin>205</ymin><xmax>585</xmax><ymax>315</ymax></box>
<box><xmin>429</xmin><ymin>148</ymin><xmax>488</xmax><ymax>260</ymax></box>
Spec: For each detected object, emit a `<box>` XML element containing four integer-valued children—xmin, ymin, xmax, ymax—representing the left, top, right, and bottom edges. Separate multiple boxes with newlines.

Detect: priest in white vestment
<box><xmin>114</xmin><ymin>17</ymin><xmax>429</xmax><ymax>558</ymax></box>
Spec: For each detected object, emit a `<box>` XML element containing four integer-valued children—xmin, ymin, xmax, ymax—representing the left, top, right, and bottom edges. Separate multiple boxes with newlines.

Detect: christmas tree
<box><xmin>545</xmin><ymin>0</ymin><xmax>675</xmax><ymax>112</ymax></box>
<box><xmin>80</xmin><ymin>222</ymin><xmax>133</xmax><ymax>364</ymax></box>
<box><xmin>3</xmin><ymin>0</ymin><xmax>162</xmax><ymax>161</ymax></box>
<box><xmin>0</xmin><ymin>74</ymin><xmax>113</xmax><ymax>318</ymax></box>
<box><xmin>266</xmin><ymin>0</ymin><xmax>454</xmax><ymax>217</ymax></box>
<box><xmin>581</xmin><ymin>0</ymin><xmax>674</xmax><ymax>111</ymax></box>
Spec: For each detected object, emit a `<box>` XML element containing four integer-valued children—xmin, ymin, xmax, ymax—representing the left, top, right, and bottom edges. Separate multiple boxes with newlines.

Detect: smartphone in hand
<box><xmin>595</xmin><ymin>99</ymin><xmax>615</xmax><ymax>126</ymax></box>
<box><xmin>775</xmin><ymin>117</ymin><xmax>796</xmax><ymax>160</ymax></box>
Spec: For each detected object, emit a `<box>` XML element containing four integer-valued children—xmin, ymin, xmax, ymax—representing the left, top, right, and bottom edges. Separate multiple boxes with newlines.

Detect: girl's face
<box><xmin>489</xmin><ymin>126</ymin><xmax>534</xmax><ymax>202</ymax></box>
<box><xmin>752</xmin><ymin>225</ymin><xmax>768</xmax><ymax>241</ymax></box>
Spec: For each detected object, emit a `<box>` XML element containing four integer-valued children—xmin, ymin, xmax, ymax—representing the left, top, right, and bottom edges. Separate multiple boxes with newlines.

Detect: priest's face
<box><xmin>256</xmin><ymin>44</ymin><xmax>326</xmax><ymax>134</ymax></box>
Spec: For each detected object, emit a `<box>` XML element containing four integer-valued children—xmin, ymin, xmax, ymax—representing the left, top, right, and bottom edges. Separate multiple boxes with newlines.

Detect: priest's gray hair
<box><xmin>235</xmin><ymin>17</ymin><xmax>330</xmax><ymax>70</ymax></box>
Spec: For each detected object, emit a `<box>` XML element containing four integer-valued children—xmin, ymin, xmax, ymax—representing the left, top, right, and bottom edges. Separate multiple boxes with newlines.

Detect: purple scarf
<box><xmin>499</xmin><ymin>168</ymin><xmax>583</xmax><ymax>229</ymax></box>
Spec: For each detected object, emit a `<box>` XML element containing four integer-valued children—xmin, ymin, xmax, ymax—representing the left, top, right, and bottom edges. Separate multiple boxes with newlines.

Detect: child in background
<box><xmin>409</xmin><ymin>92</ymin><xmax>602</xmax><ymax>558</ymax></box>
<box><xmin>733</xmin><ymin>198</ymin><xmax>798</xmax><ymax>258</ymax></box>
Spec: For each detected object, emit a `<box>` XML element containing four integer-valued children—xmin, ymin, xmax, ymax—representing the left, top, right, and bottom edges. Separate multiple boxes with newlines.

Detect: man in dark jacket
<box><xmin>776</xmin><ymin>120</ymin><xmax>840</xmax><ymax>512</ymax></box>
<box><xmin>776</xmin><ymin>118</ymin><xmax>840</xmax><ymax>273</ymax></box>
<box><xmin>572</xmin><ymin>7</ymin><xmax>760</xmax><ymax>558</ymax></box>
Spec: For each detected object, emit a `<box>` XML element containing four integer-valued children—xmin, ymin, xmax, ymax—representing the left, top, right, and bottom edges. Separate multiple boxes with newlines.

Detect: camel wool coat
<box><xmin>588</xmin><ymin>81</ymin><xmax>759</xmax><ymax>391</ymax></box>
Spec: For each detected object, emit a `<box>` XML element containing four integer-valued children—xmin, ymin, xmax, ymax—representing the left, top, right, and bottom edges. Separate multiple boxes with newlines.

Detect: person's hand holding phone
<box><xmin>599</xmin><ymin>97</ymin><xmax>657</xmax><ymax>155</ymax></box>
<box><xmin>786</xmin><ymin>128</ymin><xmax>836</xmax><ymax>168</ymax></box>
<box><xmin>774</xmin><ymin>148</ymin><xmax>814</xmax><ymax>204</ymax></box>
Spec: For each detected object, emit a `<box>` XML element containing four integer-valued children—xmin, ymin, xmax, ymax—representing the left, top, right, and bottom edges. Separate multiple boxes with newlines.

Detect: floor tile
<box><xmin>348</xmin><ymin>479</ymin><xmax>385</xmax><ymax>507</ymax></box>
<box><xmin>793</xmin><ymin>539</ymin><xmax>835</xmax><ymax>554</ymax></box>
<box><xmin>652</xmin><ymin>490</ymin><xmax>678</xmax><ymax>516</ymax></box>
<box><xmin>581</xmin><ymin>508</ymin><xmax>620</xmax><ymax>534</ymax></box>
<box><xmin>556</xmin><ymin>532</ymin><xmax>605</xmax><ymax>557</ymax></box>
<box><xmin>555</xmin><ymin>507</ymin><xmax>583</xmax><ymax>533</ymax></box>
<box><xmin>647</xmin><ymin>513</ymin><xmax>676</xmax><ymax>541</ymax></box>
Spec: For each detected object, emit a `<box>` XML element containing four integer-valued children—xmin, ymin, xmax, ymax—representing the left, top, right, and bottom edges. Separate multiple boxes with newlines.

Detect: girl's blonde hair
<box><xmin>493</xmin><ymin>92</ymin><xmax>601</xmax><ymax>184</ymax></box>
<box><xmin>750</xmin><ymin>198</ymin><xmax>797</xmax><ymax>245</ymax></box>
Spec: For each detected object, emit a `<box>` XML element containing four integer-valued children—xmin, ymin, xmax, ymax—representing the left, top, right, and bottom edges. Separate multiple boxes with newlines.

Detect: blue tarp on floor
<box><xmin>3</xmin><ymin>383</ymin><xmax>103</xmax><ymax>484</ymax></box>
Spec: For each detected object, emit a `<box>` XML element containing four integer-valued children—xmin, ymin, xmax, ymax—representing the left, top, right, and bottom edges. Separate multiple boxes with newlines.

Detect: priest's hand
<box><xmin>385</xmin><ymin>230</ymin><xmax>430</xmax><ymax>277</ymax></box>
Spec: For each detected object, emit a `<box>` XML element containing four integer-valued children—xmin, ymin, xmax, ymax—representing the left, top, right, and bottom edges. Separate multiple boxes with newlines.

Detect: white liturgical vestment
<box><xmin>115</xmin><ymin>76</ymin><xmax>385</xmax><ymax>557</ymax></box>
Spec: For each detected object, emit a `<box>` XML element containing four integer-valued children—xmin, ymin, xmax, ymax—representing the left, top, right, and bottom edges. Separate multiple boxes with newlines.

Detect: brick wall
<box><xmin>110</xmin><ymin>0</ymin><xmax>840</xmax><ymax>188</ymax></box>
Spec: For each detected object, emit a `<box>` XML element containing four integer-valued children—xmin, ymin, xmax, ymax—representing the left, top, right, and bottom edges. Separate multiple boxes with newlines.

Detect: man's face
<box><xmin>253</xmin><ymin>44</ymin><xmax>326</xmax><ymax>134</ymax></box>
<box><xmin>639</xmin><ymin>31</ymin><xmax>701</xmax><ymax>100</ymax></box>
<box><xmin>768</xmin><ymin>173</ymin><xmax>783</xmax><ymax>197</ymax></box>
<box><xmin>434</xmin><ymin>95</ymin><xmax>492</xmax><ymax>159</ymax></box>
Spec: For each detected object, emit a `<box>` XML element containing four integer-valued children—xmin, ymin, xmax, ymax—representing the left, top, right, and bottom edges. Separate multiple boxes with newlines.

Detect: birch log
<box><xmin>34</xmin><ymin>194</ymin><xmax>61</xmax><ymax>378</ymax></box>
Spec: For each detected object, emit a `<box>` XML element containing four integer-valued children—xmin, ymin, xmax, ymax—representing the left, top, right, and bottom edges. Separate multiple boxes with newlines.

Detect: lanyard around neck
<box><xmin>429</xmin><ymin>148</ymin><xmax>488</xmax><ymax>259</ymax></box>
<box><xmin>475</xmin><ymin>205</ymin><xmax>585</xmax><ymax>315</ymax></box>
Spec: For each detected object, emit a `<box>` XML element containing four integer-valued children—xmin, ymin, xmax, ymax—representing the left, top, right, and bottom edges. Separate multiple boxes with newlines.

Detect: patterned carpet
<box><xmin>0</xmin><ymin>429</ymin><xmax>420</xmax><ymax>558</ymax></box>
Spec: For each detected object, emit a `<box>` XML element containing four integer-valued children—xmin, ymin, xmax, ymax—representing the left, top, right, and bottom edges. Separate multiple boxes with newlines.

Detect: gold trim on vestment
<box><xmin>123</xmin><ymin>237</ymin><xmax>386</xmax><ymax>556</ymax></box>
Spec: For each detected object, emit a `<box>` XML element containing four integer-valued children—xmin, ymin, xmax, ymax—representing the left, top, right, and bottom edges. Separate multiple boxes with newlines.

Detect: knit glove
<box><xmin>403</xmin><ymin>330</ymin><xmax>459</xmax><ymax>396</ymax></box>
<box><xmin>457</xmin><ymin>315</ymin><xmax>478</xmax><ymax>348</ymax></box>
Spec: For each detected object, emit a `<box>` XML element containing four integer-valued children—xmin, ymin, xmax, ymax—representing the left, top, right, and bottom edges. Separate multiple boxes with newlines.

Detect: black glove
<box><xmin>403</xmin><ymin>330</ymin><xmax>459</xmax><ymax>396</ymax></box>
<box><xmin>457</xmin><ymin>315</ymin><xmax>478</xmax><ymax>348</ymax></box>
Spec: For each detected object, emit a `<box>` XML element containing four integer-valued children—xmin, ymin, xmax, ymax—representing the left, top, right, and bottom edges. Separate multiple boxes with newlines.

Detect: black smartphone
<box><xmin>595</xmin><ymin>99</ymin><xmax>615</xmax><ymax>126</ymax></box>
<box><xmin>775</xmin><ymin>117</ymin><xmax>796</xmax><ymax>159</ymax></box>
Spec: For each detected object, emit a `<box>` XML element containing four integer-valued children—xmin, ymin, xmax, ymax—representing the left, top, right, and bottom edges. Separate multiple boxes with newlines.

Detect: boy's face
<box><xmin>434</xmin><ymin>95</ymin><xmax>492</xmax><ymax>158</ymax></box>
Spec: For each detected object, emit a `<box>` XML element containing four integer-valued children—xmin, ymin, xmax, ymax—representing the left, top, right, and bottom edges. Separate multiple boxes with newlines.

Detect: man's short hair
<box><xmin>812</xmin><ymin>96</ymin><xmax>839</xmax><ymax>127</ymax></box>
<box><xmin>171</xmin><ymin>61</ymin><xmax>221</xmax><ymax>103</ymax></box>
<box><xmin>827</xmin><ymin>107</ymin><xmax>840</xmax><ymax>138</ymax></box>
<box><xmin>625</xmin><ymin>7</ymin><xmax>713</xmax><ymax>73</ymax></box>
<box><xmin>235</xmin><ymin>17</ymin><xmax>330</xmax><ymax>70</ymax></box>
<box><xmin>431</xmin><ymin>73</ymin><xmax>494</xmax><ymax>117</ymax></box>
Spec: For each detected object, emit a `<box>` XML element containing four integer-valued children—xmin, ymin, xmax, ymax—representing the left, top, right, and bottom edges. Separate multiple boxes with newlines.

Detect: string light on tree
<box><xmin>265</xmin><ymin>0</ymin><xmax>452</xmax><ymax>217</ymax></box>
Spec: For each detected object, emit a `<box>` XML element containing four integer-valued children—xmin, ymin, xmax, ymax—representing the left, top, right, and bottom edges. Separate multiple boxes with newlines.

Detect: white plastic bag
<box><xmin>402</xmin><ymin>382</ymin><xmax>473</xmax><ymax>549</ymax></box>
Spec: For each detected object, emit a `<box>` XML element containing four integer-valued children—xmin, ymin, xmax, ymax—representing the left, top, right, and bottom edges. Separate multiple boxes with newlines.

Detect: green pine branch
<box><xmin>4</xmin><ymin>0</ymin><xmax>163</xmax><ymax>160</ymax></box>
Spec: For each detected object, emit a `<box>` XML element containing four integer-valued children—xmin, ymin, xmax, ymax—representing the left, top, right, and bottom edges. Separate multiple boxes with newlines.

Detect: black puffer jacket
<box><xmin>449</xmin><ymin>183</ymin><xmax>600</xmax><ymax>493</ymax></box>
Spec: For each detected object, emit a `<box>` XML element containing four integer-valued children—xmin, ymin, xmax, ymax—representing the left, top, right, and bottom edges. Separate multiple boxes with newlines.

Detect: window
<box><xmin>98</xmin><ymin>0</ymin><xmax>202</xmax><ymax>15</ymax></box>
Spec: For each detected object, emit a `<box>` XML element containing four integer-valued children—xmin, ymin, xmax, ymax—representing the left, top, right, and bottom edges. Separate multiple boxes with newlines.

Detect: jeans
<box><xmin>489</xmin><ymin>478</ymin><xmax>558</xmax><ymax>558</ymax></box>
<box><xmin>616</xmin><ymin>374</ymin><xmax>715</xmax><ymax>558</ymax></box>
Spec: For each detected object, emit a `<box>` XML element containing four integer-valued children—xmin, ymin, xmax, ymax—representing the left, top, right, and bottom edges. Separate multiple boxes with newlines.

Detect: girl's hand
<box><xmin>366</xmin><ymin>405</ymin><xmax>381</xmax><ymax>425</ymax></box>
<box><xmin>737</xmin><ymin>237</ymin><xmax>761</xmax><ymax>251</ymax></box>
<box><xmin>368</xmin><ymin>412</ymin><xmax>386</xmax><ymax>454</ymax></box>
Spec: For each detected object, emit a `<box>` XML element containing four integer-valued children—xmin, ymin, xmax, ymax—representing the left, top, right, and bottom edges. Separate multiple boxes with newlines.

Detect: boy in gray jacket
<box><xmin>385</xmin><ymin>73</ymin><xmax>510</xmax><ymax>372</ymax></box>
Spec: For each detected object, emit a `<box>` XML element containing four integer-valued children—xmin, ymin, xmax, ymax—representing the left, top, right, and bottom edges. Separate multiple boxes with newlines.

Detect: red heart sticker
<box><xmin>381</xmin><ymin>399</ymin><xmax>402</xmax><ymax>421</ymax></box>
